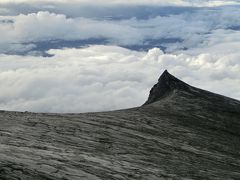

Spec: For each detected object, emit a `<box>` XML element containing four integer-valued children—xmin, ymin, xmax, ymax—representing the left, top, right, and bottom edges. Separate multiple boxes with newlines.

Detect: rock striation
<box><xmin>0</xmin><ymin>70</ymin><xmax>240</xmax><ymax>180</ymax></box>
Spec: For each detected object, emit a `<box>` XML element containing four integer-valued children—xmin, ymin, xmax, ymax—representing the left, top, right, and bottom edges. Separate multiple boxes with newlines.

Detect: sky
<box><xmin>1</xmin><ymin>0</ymin><xmax>240</xmax><ymax>6</ymax></box>
<box><xmin>0</xmin><ymin>0</ymin><xmax>239</xmax><ymax>113</ymax></box>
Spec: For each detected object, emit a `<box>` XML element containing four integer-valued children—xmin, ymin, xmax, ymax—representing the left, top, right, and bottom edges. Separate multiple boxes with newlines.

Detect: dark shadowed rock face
<box><xmin>143</xmin><ymin>70</ymin><xmax>190</xmax><ymax>105</ymax></box>
<box><xmin>0</xmin><ymin>71</ymin><xmax>240</xmax><ymax>180</ymax></box>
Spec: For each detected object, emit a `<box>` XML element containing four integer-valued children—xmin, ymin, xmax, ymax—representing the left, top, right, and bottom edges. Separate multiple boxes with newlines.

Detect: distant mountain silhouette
<box><xmin>0</xmin><ymin>70</ymin><xmax>239</xmax><ymax>179</ymax></box>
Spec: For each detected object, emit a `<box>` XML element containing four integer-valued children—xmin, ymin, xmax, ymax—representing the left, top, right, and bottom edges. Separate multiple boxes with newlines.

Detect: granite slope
<box><xmin>0</xmin><ymin>70</ymin><xmax>240</xmax><ymax>180</ymax></box>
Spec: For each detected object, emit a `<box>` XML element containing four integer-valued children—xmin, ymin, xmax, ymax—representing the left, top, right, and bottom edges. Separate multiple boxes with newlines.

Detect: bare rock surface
<box><xmin>0</xmin><ymin>70</ymin><xmax>240</xmax><ymax>180</ymax></box>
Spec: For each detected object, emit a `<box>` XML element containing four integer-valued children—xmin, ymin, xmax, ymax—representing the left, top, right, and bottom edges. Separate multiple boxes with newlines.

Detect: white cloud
<box><xmin>0</xmin><ymin>4</ymin><xmax>239</xmax><ymax>113</ymax></box>
<box><xmin>0</xmin><ymin>45</ymin><xmax>239</xmax><ymax>113</ymax></box>
<box><xmin>1</xmin><ymin>7</ymin><xmax>240</xmax><ymax>54</ymax></box>
<box><xmin>0</xmin><ymin>11</ymin><xmax>143</xmax><ymax>53</ymax></box>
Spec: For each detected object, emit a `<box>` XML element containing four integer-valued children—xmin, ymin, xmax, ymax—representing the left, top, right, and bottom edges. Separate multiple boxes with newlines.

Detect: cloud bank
<box><xmin>1</xmin><ymin>6</ymin><xmax>240</xmax><ymax>55</ymax></box>
<box><xmin>0</xmin><ymin>45</ymin><xmax>239</xmax><ymax>113</ymax></box>
<box><xmin>0</xmin><ymin>4</ymin><xmax>239</xmax><ymax>113</ymax></box>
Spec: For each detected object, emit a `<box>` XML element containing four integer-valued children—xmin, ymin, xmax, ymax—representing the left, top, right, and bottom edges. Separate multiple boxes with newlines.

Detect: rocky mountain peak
<box><xmin>0</xmin><ymin>70</ymin><xmax>240</xmax><ymax>180</ymax></box>
<box><xmin>143</xmin><ymin>70</ymin><xmax>190</xmax><ymax>105</ymax></box>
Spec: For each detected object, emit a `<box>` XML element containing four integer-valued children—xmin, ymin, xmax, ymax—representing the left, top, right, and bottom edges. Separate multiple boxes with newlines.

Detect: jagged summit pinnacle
<box><xmin>143</xmin><ymin>70</ymin><xmax>190</xmax><ymax>105</ymax></box>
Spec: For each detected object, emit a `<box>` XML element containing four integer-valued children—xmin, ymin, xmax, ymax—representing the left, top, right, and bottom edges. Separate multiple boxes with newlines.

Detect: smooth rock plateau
<box><xmin>0</xmin><ymin>70</ymin><xmax>240</xmax><ymax>180</ymax></box>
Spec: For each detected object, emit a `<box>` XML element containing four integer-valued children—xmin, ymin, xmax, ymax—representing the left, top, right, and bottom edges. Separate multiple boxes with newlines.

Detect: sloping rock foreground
<box><xmin>0</xmin><ymin>70</ymin><xmax>240</xmax><ymax>180</ymax></box>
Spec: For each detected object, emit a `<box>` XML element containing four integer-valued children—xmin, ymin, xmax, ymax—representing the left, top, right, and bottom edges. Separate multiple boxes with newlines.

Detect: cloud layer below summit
<box><xmin>1</xmin><ymin>6</ymin><xmax>240</xmax><ymax>55</ymax></box>
<box><xmin>0</xmin><ymin>2</ymin><xmax>239</xmax><ymax>112</ymax></box>
<box><xmin>0</xmin><ymin>46</ymin><xmax>239</xmax><ymax>113</ymax></box>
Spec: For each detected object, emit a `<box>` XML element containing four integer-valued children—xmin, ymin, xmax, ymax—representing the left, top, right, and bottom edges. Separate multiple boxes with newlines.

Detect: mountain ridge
<box><xmin>0</xmin><ymin>70</ymin><xmax>239</xmax><ymax>180</ymax></box>
<box><xmin>144</xmin><ymin>70</ymin><xmax>240</xmax><ymax>106</ymax></box>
